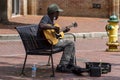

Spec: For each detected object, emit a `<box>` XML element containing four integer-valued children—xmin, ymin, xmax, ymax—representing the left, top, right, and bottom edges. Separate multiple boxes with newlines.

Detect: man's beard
<box><xmin>53</xmin><ymin>17</ymin><xmax>58</xmax><ymax>20</ymax></box>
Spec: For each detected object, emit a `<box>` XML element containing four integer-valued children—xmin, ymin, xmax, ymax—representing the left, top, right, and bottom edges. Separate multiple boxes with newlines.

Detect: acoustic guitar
<box><xmin>43</xmin><ymin>22</ymin><xmax>77</xmax><ymax>45</ymax></box>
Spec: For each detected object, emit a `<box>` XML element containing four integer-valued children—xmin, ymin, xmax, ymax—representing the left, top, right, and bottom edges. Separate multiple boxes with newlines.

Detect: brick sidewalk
<box><xmin>0</xmin><ymin>15</ymin><xmax>108</xmax><ymax>34</ymax></box>
<box><xmin>0</xmin><ymin>38</ymin><xmax>120</xmax><ymax>80</ymax></box>
<box><xmin>0</xmin><ymin>15</ymin><xmax>120</xmax><ymax>80</ymax></box>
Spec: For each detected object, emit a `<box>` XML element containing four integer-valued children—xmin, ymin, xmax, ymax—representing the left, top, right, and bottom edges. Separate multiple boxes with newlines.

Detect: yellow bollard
<box><xmin>105</xmin><ymin>14</ymin><xmax>120</xmax><ymax>51</ymax></box>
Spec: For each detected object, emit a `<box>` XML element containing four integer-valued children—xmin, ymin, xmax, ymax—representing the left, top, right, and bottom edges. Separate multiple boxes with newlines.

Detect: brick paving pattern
<box><xmin>0</xmin><ymin>38</ymin><xmax>120</xmax><ymax>80</ymax></box>
<box><xmin>0</xmin><ymin>16</ymin><xmax>120</xmax><ymax>80</ymax></box>
<box><xmin>0</xmin><ymin>15</ymin><xmax>109</xmax><ymax>34</ymax></box>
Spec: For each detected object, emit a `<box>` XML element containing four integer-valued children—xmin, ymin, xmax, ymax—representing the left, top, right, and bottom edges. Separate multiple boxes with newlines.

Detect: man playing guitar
<box><xmin>37</xmin><ymin>4</ymin><xmax>76</xmax><ymax>73</ymax></box>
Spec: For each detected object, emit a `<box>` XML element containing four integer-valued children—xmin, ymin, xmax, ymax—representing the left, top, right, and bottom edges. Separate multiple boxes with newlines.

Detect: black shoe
<box><xmin>72</xmin><ymin>65</ymin><xmax>89</xmax><ymax>75</ymax></box>
<box><xmin>56</xmin><ymin>64</ymin><xmax>73</xmax><ymax>73</ymax></box>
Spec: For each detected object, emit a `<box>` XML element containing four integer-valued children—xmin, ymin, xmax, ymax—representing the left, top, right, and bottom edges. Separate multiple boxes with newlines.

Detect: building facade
<box><xmin>0</xmin><ymin>0</ymin><xmax>120</xmax><ymax>21</ymax></box>
<box><xmin>36</xmin><ymin>0</ymin><xmax>119</xmax><ymax>18</ymax></box>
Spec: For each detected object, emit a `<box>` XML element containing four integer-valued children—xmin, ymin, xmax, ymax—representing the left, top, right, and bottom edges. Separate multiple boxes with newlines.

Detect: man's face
<box><xmin>54</xmin><ymin>11</ymin><xmax>59</xmax><ymax>20</ymax></box>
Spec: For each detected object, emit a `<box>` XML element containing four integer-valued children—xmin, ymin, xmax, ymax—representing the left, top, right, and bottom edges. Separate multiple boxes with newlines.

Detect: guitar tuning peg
<box><xmin>72</xmin><ymin>22</ymin><xmax>78</xmax><ymax>27</ymax></box>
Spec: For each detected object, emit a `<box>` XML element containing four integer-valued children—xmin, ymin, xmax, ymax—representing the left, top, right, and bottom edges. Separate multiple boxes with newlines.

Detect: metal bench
<box><xmin>16</xmin><ymin>24</ymin><xmax>76</xmax><ymax>77</ymax></box>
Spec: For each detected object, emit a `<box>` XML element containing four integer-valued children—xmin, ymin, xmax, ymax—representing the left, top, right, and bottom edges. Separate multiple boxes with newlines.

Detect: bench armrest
<box><xmin>64</xmin><ymin>33</ymin><xmax>76</xmax><ymax>41</ymax></box>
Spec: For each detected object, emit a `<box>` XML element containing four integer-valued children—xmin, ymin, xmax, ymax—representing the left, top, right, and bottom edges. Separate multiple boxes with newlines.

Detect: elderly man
<box><xmin>37</xmin><ymin>4</ymin><xmax>76</xmax><ymax>73</ymax></box>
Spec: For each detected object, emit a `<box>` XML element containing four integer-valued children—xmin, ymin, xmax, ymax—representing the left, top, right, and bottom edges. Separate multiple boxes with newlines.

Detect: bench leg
<box><xmin>50</xmin><ymin>55</ymin><xmax>55</xmax><ymax>77</ymax></box>
<box><xmin>20</xmin><ymin>54</ymin><xmax>28</xmax><ymax>76</ymax></box>
<box><xmin>75</xmin><ymin>56</ymin><xmax>77</xmax><ymax>66</ymax></box>
<box><xmin>47</xmin><ymin>56</ymin><xmax>51</xmax><ymax>66</ymax></box>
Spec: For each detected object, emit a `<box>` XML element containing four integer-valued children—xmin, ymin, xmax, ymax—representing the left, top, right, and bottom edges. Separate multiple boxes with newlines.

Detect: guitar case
<box><xmin>86</xmin><ymin>62</ymin><xmax>111</xmax><ymax>74</ymax></box>
<box><xmin>72</xmin><ymin>62</ymin><xmax>111</xmax><ymax>77</ymax></box>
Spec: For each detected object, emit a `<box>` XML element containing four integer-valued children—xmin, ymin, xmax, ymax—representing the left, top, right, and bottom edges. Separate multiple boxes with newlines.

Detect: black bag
<box><xmin>89</xmin><ymin>66</ymin><xmax>101</xmax><ymax>77</ymax></box>
<box><xmin>86</xmin><ymin>62</ymin><xmax>111</xmax><ymax>74</ymax></box>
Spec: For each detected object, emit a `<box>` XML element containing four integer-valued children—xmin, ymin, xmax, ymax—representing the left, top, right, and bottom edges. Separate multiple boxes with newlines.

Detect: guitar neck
<box><xmin>60</xmin><ymin>25</ymin><xmax>73</xmax><ymax>32</ymax></box>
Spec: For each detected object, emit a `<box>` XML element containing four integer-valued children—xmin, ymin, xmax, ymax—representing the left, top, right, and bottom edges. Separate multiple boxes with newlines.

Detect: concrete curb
<box><xmin>73</xmin><ymin>32</ymin><xmax>108</xmax><ymax>39</ymax></box>
<box><xmin>0</xmin><ymin>34</ymin><xmax>20</xmax><ymax>40</ymax></box>
<box><xmin>0</xmin><ymin>32</ymin><xmax>109</xmax><ymax>40</ymax></box>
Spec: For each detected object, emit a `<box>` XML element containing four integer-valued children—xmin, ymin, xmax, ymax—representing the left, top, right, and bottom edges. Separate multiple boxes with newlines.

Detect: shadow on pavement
<box><xmin>0</xmin><ymin>61</ymin><xmax>120</xmax><ymax>80</ymax></box>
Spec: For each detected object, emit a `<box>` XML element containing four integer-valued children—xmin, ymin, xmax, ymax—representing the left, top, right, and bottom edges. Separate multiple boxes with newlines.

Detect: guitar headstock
<box><xmin>72</xmin><ymin>22</ymin><xmax>78</xmax><ymax>27</ymax></box>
